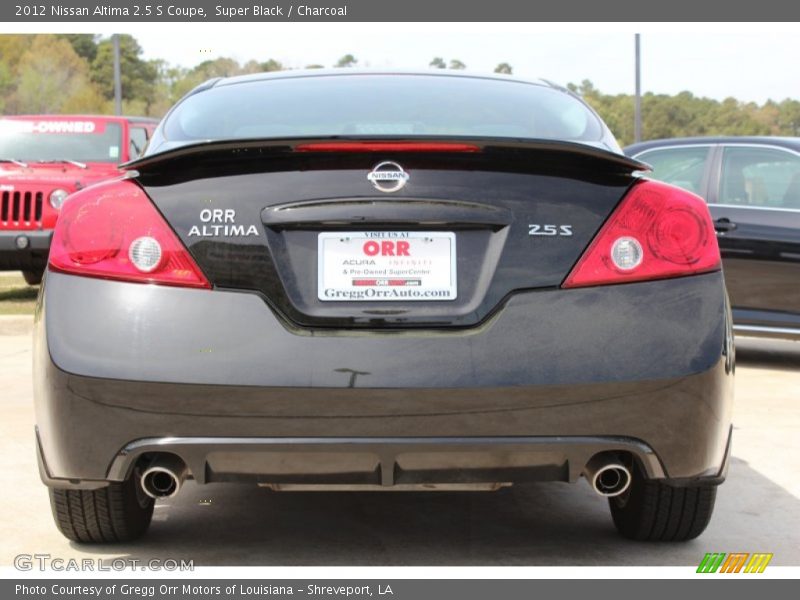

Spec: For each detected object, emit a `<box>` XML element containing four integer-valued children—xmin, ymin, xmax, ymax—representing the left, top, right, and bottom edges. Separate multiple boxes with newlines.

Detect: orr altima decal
<box><xmin>188</xmin><ymin>209</ymin><xmax>259</xmax><ymax>237</ymax></box>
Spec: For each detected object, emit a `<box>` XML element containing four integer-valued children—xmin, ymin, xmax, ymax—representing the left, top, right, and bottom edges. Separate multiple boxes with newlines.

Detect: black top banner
<box><xmin>2</xmin><ymin>0</ymin><xmax>800</xmax><ymax>22</ymax></box>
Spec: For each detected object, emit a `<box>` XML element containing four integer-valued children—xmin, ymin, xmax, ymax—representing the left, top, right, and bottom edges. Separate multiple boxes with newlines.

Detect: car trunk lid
<box><xmin>132</xmin><ymin>138</ymin><xmax>643</xmax><ymax>328</ymax></box>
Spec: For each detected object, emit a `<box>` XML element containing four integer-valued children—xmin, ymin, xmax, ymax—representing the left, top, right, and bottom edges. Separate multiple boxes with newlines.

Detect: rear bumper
<box><xmin>0</xmin><ymin>230</ymin><xmax>51</xmax><ymax>271</ymax></box>
<box><xmin>34</xmin><ymin>270</ymin><xmax>734</xmax><ymax>488</ymax></box>
<box><xmin>40</xmin><ymin>433</ymin><xmax>671</xmax><ymax>490</ymax></box>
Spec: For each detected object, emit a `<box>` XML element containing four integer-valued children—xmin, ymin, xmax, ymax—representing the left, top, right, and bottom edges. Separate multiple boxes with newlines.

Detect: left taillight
<box><xmin>48</xmin><ymin>179</ymin><xmax>211</xmax><ymax>289</ymax></box>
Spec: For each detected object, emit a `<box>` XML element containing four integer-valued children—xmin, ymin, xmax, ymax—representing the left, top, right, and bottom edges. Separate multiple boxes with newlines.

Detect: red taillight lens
<box><xmin>563</xmin><ymin>179</ymin><xmax>720</xmax><ymax>288</ymax></box>
<box><xmin>49</xmin><ymin>179</ymin><xmax>211</xmax><ymax>289</ymax></box>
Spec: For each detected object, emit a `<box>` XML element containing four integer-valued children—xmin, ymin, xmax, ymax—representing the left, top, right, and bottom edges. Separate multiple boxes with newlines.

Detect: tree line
<box><xmin>570</xmin><ymin>80</ymin><xmax>800</xmax><ymax>146</ymax></box>
<box><xmin>1</xmin><ymin>34</ymin><xmax>799</xmax><ymax>147</ymax></box>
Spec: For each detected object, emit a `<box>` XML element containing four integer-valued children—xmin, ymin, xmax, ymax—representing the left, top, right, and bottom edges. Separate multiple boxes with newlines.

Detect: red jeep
<box><xmin>0</xmin><ymin>115</ymin><xmax>158</xmax><ymax>284</ymax></box>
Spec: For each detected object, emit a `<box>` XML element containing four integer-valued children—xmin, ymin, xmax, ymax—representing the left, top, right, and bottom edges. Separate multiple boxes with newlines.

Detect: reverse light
<box><xmin>128</xmin><ymin>236</ymin><xmax>163</xmax><ymax>272</ymax></box>
<box><xmin>49</xmin><ymin>188</ymin><xmax>69</xmax><ymax>209</ymax></box>
<box><xmin>48</xmin><ymin>179</ymin><xmax>210</xmax><ymax>288</ymax></box>
<box><xmin>610</xmin><ymin>237</ymin><xmax>643</xmax><ymax>271</ymax></box>
<box><xmin>563</xmin><ymin>179</ymin><xmax>720</xmax><ymax>288</ymax></box>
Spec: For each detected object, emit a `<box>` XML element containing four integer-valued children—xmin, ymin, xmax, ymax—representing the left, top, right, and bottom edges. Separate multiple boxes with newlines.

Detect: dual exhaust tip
<box><xmin>583</xmin><ymin>455</ymin><xmax>632</xmax><ymax>497</ymax></box>
<box><xmin>140</xmin><ymin>455</ymin><xmax>188</xmax><ymax>499</ymax></box>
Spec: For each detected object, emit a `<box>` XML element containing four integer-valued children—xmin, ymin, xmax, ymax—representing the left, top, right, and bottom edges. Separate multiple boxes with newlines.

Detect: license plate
<box><xmin>318</xmin><ymin>231</ymin><xmax>457</xmax><ymax>302</ymax></box>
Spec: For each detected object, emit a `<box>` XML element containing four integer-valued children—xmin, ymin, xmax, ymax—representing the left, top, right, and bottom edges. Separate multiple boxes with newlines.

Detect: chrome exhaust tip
<box><xmin>140</xmin><ymin>455</ymin><xmax>188</xmax><ymax>499</ymax></box>
<box><xmin>583</xmin><ymin>455</ymin><xmax>632</xmax><ymax>497</ymax></box>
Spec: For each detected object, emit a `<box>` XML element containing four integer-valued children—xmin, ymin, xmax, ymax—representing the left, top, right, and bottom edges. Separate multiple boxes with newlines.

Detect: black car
<box><xmin>35</xmin><ymin>71</ymin><xmax>733</xmax><ymax>544</ymax></box>
<box><xmin>626</xmin><ymin>137</ymin><xmax>800</xmax><ymax>340</ymax></box>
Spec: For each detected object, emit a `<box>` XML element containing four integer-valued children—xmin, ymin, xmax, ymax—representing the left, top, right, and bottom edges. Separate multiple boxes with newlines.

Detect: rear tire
<box><xmin>22</xmin><ymin>270</ymin><xmax>43</xmax><ymax>285</ymax></box>
<box><xmin>49</xmin><ymin>476</ymin><xmax>154</xmax><ymax>543</ymax></box>
<box><xmin>609</xmin><ymin>467</ymin><xmax>718</xmax><ymax>541</ymax></box>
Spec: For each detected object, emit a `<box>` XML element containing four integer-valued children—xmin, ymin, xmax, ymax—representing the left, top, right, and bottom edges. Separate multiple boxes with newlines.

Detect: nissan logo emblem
<box><xmin>367</xmin><ymin>161</ymin><xmax>409</xmax><ymax>193</ymax></box>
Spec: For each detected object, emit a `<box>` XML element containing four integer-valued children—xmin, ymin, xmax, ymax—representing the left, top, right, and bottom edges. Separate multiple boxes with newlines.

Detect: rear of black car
<box><xmin>33</xmin><ymin>72</ymin><xmax>733</xmax><ymax>544</ymax></box>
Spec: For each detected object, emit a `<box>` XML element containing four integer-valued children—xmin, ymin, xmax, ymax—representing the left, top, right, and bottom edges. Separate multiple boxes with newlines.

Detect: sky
<box><xmin>7</xmin><ymin>23</ymin><xmax>800</xmax><ymax>103</ymax></box>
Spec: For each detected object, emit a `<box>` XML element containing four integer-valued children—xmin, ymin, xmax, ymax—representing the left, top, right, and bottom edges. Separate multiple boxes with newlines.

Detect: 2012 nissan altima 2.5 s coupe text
<box><xmin>33</xmin><ymin>70</ymin><xmax>734</xmax><ymax>543</ymax></box>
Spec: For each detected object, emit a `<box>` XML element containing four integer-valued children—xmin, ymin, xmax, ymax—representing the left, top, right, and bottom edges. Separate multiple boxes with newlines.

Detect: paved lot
<box><xmin>1</xmin><ymin>317</ymin><xmax>798</xmax><ymax>566</ymax></box>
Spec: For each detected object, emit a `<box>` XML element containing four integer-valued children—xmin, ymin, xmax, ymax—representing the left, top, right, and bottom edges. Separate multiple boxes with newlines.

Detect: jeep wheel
<box><xmin>49</xmin><ymin>475</ymin><xmax>154</xmax><ymax>543</ymax></box>
<box><xmin>22</xmin><ymin>270</ymin><xmax>43</xmax><ymax>286</ymax></box>
<box><xmin>609</xmin><ymin>465</ymin><xmax>718</xmax><ymax>541</ymax></box>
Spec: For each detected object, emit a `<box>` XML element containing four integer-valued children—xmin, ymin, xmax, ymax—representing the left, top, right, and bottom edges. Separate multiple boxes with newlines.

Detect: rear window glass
<box><xmin>163</xmin><ymin>75</ymin><xmax>604</xmax><ymax>143</ymax></box>
<box><xmin>0</xmin><ymin>119</ymin><xmax>123</xmax><ymax>163</ymax></box>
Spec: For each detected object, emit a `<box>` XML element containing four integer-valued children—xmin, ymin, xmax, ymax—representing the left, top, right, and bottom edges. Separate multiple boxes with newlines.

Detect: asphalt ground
<box><xmin>1</xmin><ymin>314</ymin><xmax>798</xmax><ymax>566</ymax></box>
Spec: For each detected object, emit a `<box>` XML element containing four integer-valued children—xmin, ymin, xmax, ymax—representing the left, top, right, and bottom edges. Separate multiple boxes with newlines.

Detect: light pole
<box><xmin>634</xmin><ymin>33</ymin><xmax>642</xmax><ymax>143</ymax></box>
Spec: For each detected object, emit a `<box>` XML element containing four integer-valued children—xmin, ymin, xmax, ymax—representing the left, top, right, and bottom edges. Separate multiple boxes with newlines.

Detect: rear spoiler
<box><xmin>124</xmin><ymin>136</ymin><xmax>650</xmax><ymax>174</ymax></box>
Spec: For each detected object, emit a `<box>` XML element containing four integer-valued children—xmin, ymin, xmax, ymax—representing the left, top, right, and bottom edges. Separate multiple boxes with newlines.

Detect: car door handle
<box><xmin>714</xmin><ymin>218</ymin><xmax>738</xmax><ymax>234</ymax></box>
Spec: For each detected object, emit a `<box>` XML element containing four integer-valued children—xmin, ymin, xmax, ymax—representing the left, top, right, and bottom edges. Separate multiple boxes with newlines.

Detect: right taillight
<box><xmin>48</xmin><ymin>178</ymin><xmax>210</xmax><ymax>289</ymax></box>
<box><xmin>562</xmin><ymin>179</ymin><xmax>720</xmax><ymax>288</ymax></box>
